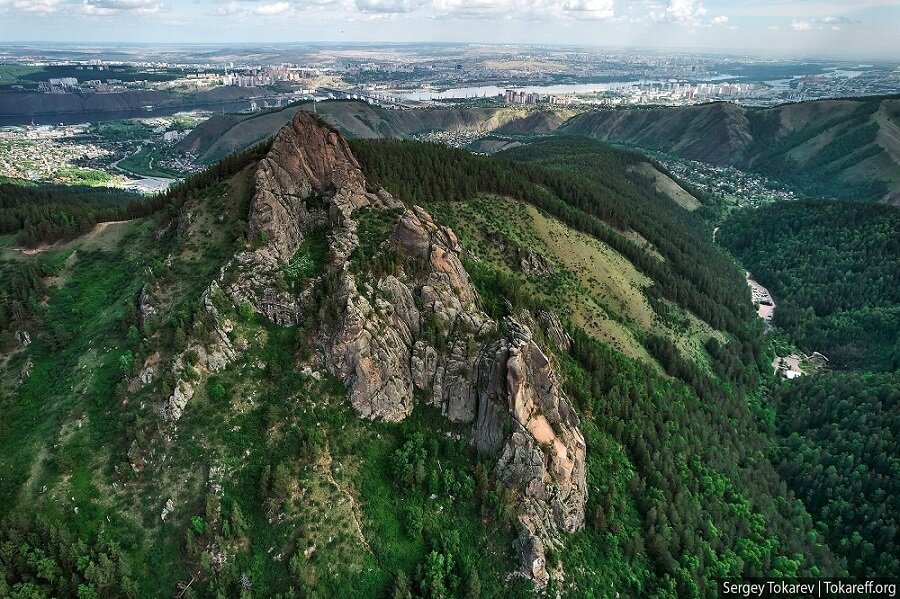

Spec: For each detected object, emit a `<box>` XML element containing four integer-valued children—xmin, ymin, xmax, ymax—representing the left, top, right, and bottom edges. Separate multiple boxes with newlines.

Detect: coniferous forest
<box><xmin>720</xmin><ymin>199</ymin><xmax>900</xmax><ymax>579</ymax></box>
<box><xmin>352</xmin><ymin>137</ymin><xmax>900</xmax><ymax>582</ymax></box>
<box><xmin>719</xmin><ymin>200</ymin><xmax>900</xmax><ymax>372</ymax></box>
<box><xmin>0</xmin><ymin>183</ymin><xmax>151</xmax><ymax>247</ymax></box>
<box><xmin>352</xmin><ymin>137</ymin><xmax>850</xmax><ymax>590</ymax></box>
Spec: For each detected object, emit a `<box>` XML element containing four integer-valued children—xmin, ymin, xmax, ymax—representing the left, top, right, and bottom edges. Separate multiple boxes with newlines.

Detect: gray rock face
<box><xmin>326</xmin><ymin>273</ymin><xmax>418</xmax><ymax>421</ymax></box>
<box><xmin>519</xmin><ymin>249</ymin><xmax>555</xmax><ymax>277</ymax></box>
<box><xmin>161</xmin><ymin>280</ymin><xmax>241</xmax><ymax>422</ymax></box>
<box><xmin>138</xmin><ymin>285</ymin><xmax>158</xmax><ymax>327</ymax></box>
<box><xmin>475</xmin><ymin>320</ymin><xmax>587</xmax><ymax>585</ymax></box>
<box><xmin>161</xmin><ymin>498</ymin><xmax>175</xmax><ymax>522</ymax></box>
<box><xmin>228</xmin><ymin>110</ymin><xmax>400</xmax><ymax>326</ymax></box>
<box><xmin>219</xmin><ymin>111</ymin><xmax>587</xmax><ymax>586</ymax></box>
<box><xmin>162</xmin><ymin>379</ymin><xmax>194</xmax><ymax>422</ymax></box>
<box><xmin>537</xmin><ymin>309</ymin><xmax>573</xmax><ymax>354</ymax></box>
<box><xmin>14</xmin><ymin>330</ymin><xmax>31</xmax><ymax>348</ymax></box>
<box><xmin>139</xmin><ymin>363</ymin><xmax>155</xmax><ymax>385</ymax></box>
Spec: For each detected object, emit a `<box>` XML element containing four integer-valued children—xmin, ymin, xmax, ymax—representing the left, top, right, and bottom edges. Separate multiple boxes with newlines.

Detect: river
<box><xmin>394</xmin><ymin>81</ymin><xmax>652</xmax><ymax>100</ymax></box>
<box><xmin>393</xmin><ymin>74</ymin><xmax>741</xmax><ymax>101</ymax></box>
<box><xmin>0</xmin><ymin>100</ymin><xmax>253</xmax><ymax>127</ymax></box>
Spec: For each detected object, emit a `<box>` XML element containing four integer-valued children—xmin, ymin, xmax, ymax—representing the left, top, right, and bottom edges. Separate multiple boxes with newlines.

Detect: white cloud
<box><xmin>813</xmin><ymin>15</ymin><xmax>859</xmax><ymax>30</ymax></box>
<box><xmin>432</xmin><ymin>0</ymin><xmax>613</xmax><ymax>20</ymax></box>
<box><xmin>433</xmin><ymin>0</ymin><xmax>505</xmax><ymax>18</ymax></box>
<box><xmin>354</xmin><ymin>0</ymin><xmax>424</xmax><ymax>13</ymax></box>
<box><xmin>253</xmin><ymin>1</ymin><xmax>290</xmax><ymax>15</ymax></box>
<box><xmin>214</xmin><ymin>0</ymin><xmax>243</xmax><ymax>15</ymax></box>
<box><xmin>665</xmin><ymin>0</ymin><xmax>706</xmax><ymax>24</ymax></box>
<box><xmin>560</xmin><ymin>0</ymin><xmax>614</xmax><ymax>20</ymax></box>
<box><xmin>790</xmin><ymin>19</ymin><xmax>811</xmax><ymax>30</ymax></box>
<box><xmin>81</xmin><ymin>0</ymin><xmax>163</xmax><ymax>15</ymax></box>
<box><xmin>711</xmin><ymin>14</ymin><xmax>728</xmax><ymax>25</ymax></box>
<box><xmin>0</xmin><ymin>0</ymin><xmax>64</xmax><ymax>12</ymax></box>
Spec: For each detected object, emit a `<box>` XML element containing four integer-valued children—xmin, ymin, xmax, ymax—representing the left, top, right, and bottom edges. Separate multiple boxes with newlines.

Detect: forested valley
<box><xmin>720</xmin><ymin>197</ymin><xmax>900</xmax><ymax>579</ymax></box>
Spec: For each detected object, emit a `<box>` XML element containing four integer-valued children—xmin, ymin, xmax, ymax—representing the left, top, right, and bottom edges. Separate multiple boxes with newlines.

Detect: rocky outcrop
<box><xmin>160</xmin><ymin>280</ymin><xmax>241</xmax><ymax>422</ymax></box>
<box><xmin>325</xmin><ymin>273</ymin><xmax>419</xmax><ymax>421</ymax></box>
<box><xmin>138</xmin><ymin>285</ymin><xmax>158</xmax><ymax>328</ymax></box>
<box><xmin>226</xmin><ymin>109</ymin><xmax>400</xmax><ymax>326</ymax></box>
<box><xmin>14</xmin><ymin>330</ymin><xmax>31</xmax><ymax>348</ymax></box>
<box><xmin>218</xmin><ymin>111</ymin><xmax>587</xmax><ymax>585</ymax></box>
<box><xmin>475</xmin><ymin>320</ymin><xmax>586</xmax><ymax>584</ymax></box>
<box><xmin>537</xmin><ymin>309</ymin><xmax>573</xmax><ymax>354</ymax></box>
<box><xmin>519</xmin><ymin>249</ymin><xmax>555</xmax><ymax>277</ymax></box>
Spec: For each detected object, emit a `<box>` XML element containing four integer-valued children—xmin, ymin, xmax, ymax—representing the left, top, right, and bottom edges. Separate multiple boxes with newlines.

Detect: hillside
<box><xmin>180</xmin><ymin>96</ymin><xmax>900</xmax><ymax>202</ymax></box>
<box><xmin>720</xmin><ymin>200</ymin><xmax>900</xmax><ymax>371</ymax></box>
<box><xmin>179</xmin><ymin>101</ymin><xmax>565</xmax><ymax>164</ymax></box>
<box><xmin>1</xmin><ymin>112</ymin><xmax>847</xmax><ymax>597</ymax></box>
<box><xmin>559</xmin><ymin>96</ymin><xmax>900</xmax><ymax>201</ymax></box>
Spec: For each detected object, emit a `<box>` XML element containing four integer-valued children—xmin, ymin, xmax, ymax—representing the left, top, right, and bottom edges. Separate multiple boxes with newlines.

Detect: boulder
<box><xmin>14</xmin><ymin>330</ymin><xmax>31</xmax><ymax>348</ymax></box>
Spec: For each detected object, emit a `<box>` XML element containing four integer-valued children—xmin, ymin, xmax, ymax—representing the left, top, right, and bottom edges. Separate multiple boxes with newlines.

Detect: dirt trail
<box><xmin>317</xmin><ymin>442</ymin><xmax>372</xmax><ymax>555</ymax></box>
<box><xmin>12</xmin><ymin>219</ymin><xmax>134</xmax><ymax>255</ymax></box>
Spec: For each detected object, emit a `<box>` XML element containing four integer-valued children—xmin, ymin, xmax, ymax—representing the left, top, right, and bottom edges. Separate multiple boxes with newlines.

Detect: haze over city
<box><xmin>1</xmin><ymin>0</ymin><xmax>900</xmax><ymax>59</ymax></box>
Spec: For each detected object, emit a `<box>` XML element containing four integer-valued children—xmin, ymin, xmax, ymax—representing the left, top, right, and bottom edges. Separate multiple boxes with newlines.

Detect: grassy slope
<box><xmin>558</xmin><ymin>102</ymin><xmax>753</xmax><ymax>162</ymax></box>
<box><xmin>430</xmin><ymin>196</ymin><xmax>722</xmax><ymax>370</ymax></box>
<box><xmin>629</xmin><ymin>162</ymin><xmax>701</xmax><ymax>211</ymax></box>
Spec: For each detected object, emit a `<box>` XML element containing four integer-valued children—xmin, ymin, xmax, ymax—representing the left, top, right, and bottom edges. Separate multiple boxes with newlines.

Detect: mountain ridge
<box><xmin>162</xmin><ymin>111</ymin><xmax>587</xmax><ymax>585</ymax></box>
<box><xmin>181</xmin><ymin>97</ymin><xmax>900</xmax><ymax>202</ymax></box>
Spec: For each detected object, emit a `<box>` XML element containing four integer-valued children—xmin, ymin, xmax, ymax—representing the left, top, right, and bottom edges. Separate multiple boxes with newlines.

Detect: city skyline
<box><xmin>0</xmin><ymin>0</ymin><xmax>899</xmax><ymax>60</ymax></box>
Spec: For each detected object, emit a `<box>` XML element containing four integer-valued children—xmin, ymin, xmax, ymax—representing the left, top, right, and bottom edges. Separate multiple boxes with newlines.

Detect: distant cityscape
<box><xmin>0</xmin><ymin>44</ymin><xmax>897</xmax><ymax>196</ymax></box>
<box><xmin>2</xmin><ymin>45</ymin><xmax>897</xmax><ymax>113</ymax></box>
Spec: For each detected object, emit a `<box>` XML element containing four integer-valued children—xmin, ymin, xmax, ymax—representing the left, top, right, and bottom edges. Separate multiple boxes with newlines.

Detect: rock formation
<box><xmin>164</xmin><ymin>111</ymin><xmax>587</xmax><ymax>585</ymax></box>
<box><xmin>160</xmin><ymin>280</ymin><xmax>240</xmax><ymax>422</ymax></box>
<box><xmin>475</xmin><ymin>320</ymin><xmax>586</xmax><ymax>584</ymax></box>
<box><xmin>519</xmin><ymin>248</ymin><xmax>555</xmax><ymax>277</ymax></box>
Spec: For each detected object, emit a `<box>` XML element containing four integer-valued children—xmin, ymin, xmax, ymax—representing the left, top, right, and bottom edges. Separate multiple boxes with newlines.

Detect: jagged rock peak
<box><xmin>475</xmin><ymin>319</ymin><xmax>586</xmax><ymax>584</ymax></box>
<box><xmin>247</xmin><ymin>110</ymin><xmax>398</xmax><ymax>262</ymax></box>
<box><xmin>227</xmin><ymin>114</ymin><xmax>585</xmax><ymax>587</ymax></box>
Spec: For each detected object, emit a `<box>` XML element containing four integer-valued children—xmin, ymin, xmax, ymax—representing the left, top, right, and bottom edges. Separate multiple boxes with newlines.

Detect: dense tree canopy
<box><xmin>719</xmin><ymin>200</ymin><xmax>900</xmax><ymax>371</ymax></box>
<box><xmin>721</xmin><ymin>197</ymin><xmax>899</xmax><ymax>579</ymax></box>
<box><xmin>0</xmin><ymin>183</ymin><xmax>150</xmax><ymax>247</ymax></box>
<box><xmin>772</xmin><ymin>372</ymin><xmax>900</xmax><ymax>577</ymax></box>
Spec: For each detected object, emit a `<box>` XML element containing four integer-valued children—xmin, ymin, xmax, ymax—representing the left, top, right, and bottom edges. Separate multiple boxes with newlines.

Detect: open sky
<box><xmin>0</xmin><ymin>0</ymin><xmax>898</xmax><ymax>59</ymax></box>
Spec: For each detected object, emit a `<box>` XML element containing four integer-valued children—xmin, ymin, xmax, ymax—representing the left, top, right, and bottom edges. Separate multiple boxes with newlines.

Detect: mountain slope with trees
<box><xmin>559</xmin><ymin>96</ymin><xmax>900</xmax><ymax>202</ymax></box>
<box><xmin>179</xmin><ymin>96</ymin><xmax>900</xmax><ymax>202</ymax></box>
<box><xmin>0</xmin><ymin>113</ymin><xmax>861</xmax><ymax>598</ymax></box>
